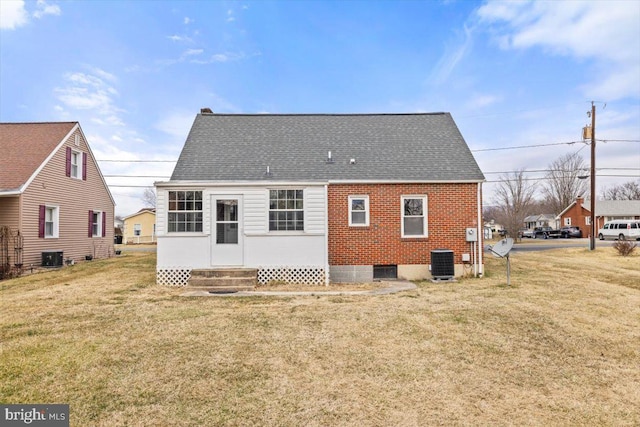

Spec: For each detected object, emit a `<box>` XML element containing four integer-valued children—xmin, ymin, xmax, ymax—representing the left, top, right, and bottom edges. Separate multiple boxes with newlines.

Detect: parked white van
<box><xmin>597</xmin><ymin>220</ymin><xmax>640</xmax><ymax>241</ymax></box>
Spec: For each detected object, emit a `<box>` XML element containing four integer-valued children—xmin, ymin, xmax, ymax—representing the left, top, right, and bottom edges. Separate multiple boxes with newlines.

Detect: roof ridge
<box><xmin>197</xmin><ymin>112</ymin><xmax>448</xmax><ymax>117</ymax></box>
<box><xmin>0</xmin><ymin>121</ymin><xmax>78</xmax><ymax>125</ymax></box>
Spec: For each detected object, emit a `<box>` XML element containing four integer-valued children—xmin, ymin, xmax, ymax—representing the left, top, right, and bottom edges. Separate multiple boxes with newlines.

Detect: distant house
<box><xmin>123</xmin><ymin>209</ymin><xmax>156</xmax><ymax>244</ymax></box>
<box><xmin>558</xmin><ymin>197</ymin><xmax>640</xmax><ymax>237</ymax></box>
<box><xmin>155</xmin><ymin>111</ymin><xmax>485</xmax><ymax>285</ymax></box>
<box><xmin>0</xmin><ymin>122</ymin><xmax>115</xmax><ymax>269</ymax></box>
<box><xmin>523</xmin><ymin>214</ymin><xmax>558</xmax><ymax>230</ymax></box>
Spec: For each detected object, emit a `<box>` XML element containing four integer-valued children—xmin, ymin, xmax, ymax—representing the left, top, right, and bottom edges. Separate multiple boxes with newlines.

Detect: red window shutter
<box><xmin>82</xmin><ymin>152</ymin><xmax>87</xmax><ymax>181</ymax></box>
<box><xmin>88</xmin><ymin>210</ymin><xmax>94</xmax><ymax>237</ymax></box>
<box><xmin>39</xmin><ymin>205</ymin><xmax>46</xmax><ymax>238</ymax></box>
<box><xmin>65</xmin><ymin>147</ymin><xmax>71</xmax><ymax>177</ymax></box>
<box><xmin>102</xmin><ymin>212</ymin><xmax>106</xmax><ymax>237</ymax></box>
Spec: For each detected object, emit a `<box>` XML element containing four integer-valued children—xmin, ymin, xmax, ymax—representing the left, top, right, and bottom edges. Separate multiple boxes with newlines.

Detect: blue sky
<box><xmin>1</xmin><ymin>0</ymin><xmax>639</xmax><ymax>216</ymax></box>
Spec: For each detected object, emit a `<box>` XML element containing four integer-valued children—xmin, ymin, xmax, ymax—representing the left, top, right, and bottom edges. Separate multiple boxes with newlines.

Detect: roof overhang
<box><xmin>155</xmin><ymin>179</ymin><xmax>485</xmax><ymax>188</ymax></box>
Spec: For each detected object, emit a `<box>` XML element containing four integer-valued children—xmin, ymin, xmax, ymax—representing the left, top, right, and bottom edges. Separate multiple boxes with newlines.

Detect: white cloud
<box><xmin>0</xmin><ymin>0</ymin><xmax>61</xmax><ymax>29</ymax></box>
<box><xmin>184</xmin><ymin>17</ymin><xmax>192</xmax><ymax>25</ymax></box>
<box><xmin>466</xmin><ymin>94</ymin><xmax>501</xmax><ymax>109</ymax></box>
<box><xmin>183</xmin><ymin>48</ymin><xmax>203</xmax><ymax>57</ymax></box>
<box><xmin>476</xmin><ymin>0</ymin><xmax>640</xmax><ymax>100</ymax></box>
<box><xmin>155</xmin><ymin>111</ymin><xmax>195</xmax><ymax>139</ymax></box>
<box><xmin>33</xmin><ymin>0</ymin><xmax>60</xmax><ymax>19</ymax></box>
<box><xmin>227</xmin><ymin>9</ymin><xmax>235</xmax><ymax>22</ymax></box>
<box><xmin>55</xmin><ymin>69</ymin><xmax>124</xmax><ymax>126</ymax></box>
<box><xmin>0</xmin><ymin>0</ymin><xmax>29</xmax><ymax>30</ymax></box>
<box><xmin>429</xmin><ymin>24</ymin><xmax>474</xmax><ymax>84</ymax></box>
<box><xmin>167</xmin><ymin>34</ymin><xmax>192</xmax><ymax>43</ymax></box>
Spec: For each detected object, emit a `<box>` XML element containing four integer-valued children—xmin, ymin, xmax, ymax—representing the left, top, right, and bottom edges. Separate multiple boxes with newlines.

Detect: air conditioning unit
<box><xmin>431</xmin><ymin>249</ymin><xmax>454</xmax><ymax>279</ymax></box>
<box><xmin>42</xmin><ymin>251</ymin><xmax>63</xmax><ymax>267</ymax></box>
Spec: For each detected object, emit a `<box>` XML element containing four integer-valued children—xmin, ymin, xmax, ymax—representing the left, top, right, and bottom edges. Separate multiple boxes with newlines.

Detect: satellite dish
<box><xmin>486</xmin><ymin>238</ymin><xmax>515</xmax><ymax>286</ymax></box>
<box><xmin>489</xmin><ymin>238</ymin><xmax>514</xmax><ymax>258</ymax></box>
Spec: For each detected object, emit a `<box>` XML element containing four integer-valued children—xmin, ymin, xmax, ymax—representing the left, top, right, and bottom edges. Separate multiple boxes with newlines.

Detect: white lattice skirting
<box><xmin>257</xmin><ymin>267</ymin><xmax>326</xmax><ymax>285</ymax></box>
<box><xmin>157</xmin><ymin>267</ymin><xmax>326</xmax><ymax>286</ymax></box>
<box><xmin>157</xmin><ymin>268</ymin><xmax>191</xmax><ymax>286</ymax></box>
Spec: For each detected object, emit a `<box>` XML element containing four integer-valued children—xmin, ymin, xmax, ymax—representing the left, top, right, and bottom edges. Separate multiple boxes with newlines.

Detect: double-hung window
<box><xmin>269</xmin><ymin>189</ymin><xmax>304</xmax><ymax>231</ymax></box>
<box><xmin>349</xmin><ymin>195</ymin><xmax>369</xmax><ymax>227</ymax></box>
<box><xmin>87</xmin><ymin>210</ymin><xmax>106</xmax><ymax>237</ymax></box>
<box><xmin>401</xmin><ymin>196</ymin><xmax>428</xmax><ymax>238</ymax></box>
<box><xmin>134</xmin><ymin>224</ymin><xmax>142</xmax><ymax>236</ymax></box>
<box><xmin>168</xmin><ymin>191</ymin><xmax>203</xmax><ymax>232</ymax></box>
<box><xmin>39</xmin><ymin>205</ymin><xmax>59</xmax><ymax>238</ymax></box>
<box><xmin>66</xmin><ymin>147</ymin><xmax>86</xmax><ymax>180</ymax></box>
<box><xmin>71</xmin><ymin>151</ymin><xmax>80</xmax><ymax>178</ymax></box>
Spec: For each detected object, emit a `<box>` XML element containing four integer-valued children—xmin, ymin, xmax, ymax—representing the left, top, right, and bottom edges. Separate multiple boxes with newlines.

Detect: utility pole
<box><xmin>589</xmin><ymin>102</ymin><xmax>596</xmax><ymax>251</ymax></box>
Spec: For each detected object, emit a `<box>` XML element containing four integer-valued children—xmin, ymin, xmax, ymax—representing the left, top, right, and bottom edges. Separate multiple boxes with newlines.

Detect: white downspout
<box><xmin>324</xmin><ymin>184</ymin><xmax>330</xmax><ymax>286</ymax></box>
<box><xmin>477</xmin><ymin>182</ymin><xmax>484</xmax><ymax>277</ymax></box>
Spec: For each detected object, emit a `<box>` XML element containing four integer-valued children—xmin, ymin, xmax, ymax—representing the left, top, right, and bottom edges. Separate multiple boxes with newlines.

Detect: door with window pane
<box><xmin>211</xmin><ymin>196</ymin><xmax>243</xmax><ymax>266</ymax></box>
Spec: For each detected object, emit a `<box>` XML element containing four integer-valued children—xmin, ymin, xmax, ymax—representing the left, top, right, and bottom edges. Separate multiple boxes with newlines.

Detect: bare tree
<box><xmin>492</xmin><ymin>169</ymin><xmax>537</xmax><ymax>239</ymax></box>
<box><xmin>601</xmin><ymin>180</ymin><xmax>640</xmax><ymax>200</ymax></box>
<box><xmin>541</xmin><ymin>152</ymin><xmax>589</xmax><ymax>215</ymax></box>
<box><xmin>141</xmin><ymin>187</ymin><xmax>157</xmax><ymax>208</ymax></box>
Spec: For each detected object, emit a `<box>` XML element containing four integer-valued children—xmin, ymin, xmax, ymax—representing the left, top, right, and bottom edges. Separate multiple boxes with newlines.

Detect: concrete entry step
<box><xmin>188</xmin><ymin>269</ymin><xmax>257</xmax><ymax>292</ymax></box>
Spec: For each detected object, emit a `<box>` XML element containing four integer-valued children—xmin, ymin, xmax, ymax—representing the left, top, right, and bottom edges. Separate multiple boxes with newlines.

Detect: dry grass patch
<box><xmin>1</xmin><ymin>249</ymin><xmax>639</xmax><ymax>426</ymax></box>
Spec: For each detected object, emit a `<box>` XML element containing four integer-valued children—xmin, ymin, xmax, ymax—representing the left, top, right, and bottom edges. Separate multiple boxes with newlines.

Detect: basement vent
<box><xmin>373</xmin><ymin>265</ymin><xmax>397</xmax><ymax>280</ymax></box>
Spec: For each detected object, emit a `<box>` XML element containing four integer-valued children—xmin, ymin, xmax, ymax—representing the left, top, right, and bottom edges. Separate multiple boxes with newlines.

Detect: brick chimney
<box><xmin>576</xmin><ymin>196</ymin><xmax>584</xmax><ymax>207</ymax></box>
<box><xmin>200</xmin><ymin>108</ymin><xmax>213</xmax><ymax>114</ymax></box>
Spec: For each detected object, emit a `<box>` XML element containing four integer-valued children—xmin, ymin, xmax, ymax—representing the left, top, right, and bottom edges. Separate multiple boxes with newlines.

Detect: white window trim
<box><xmin>92</xmin><ymin>210</ymin><xmax>103</xmax><ymax>237</ymax></box>
<box><xmin>167</xmin><ymin>190</ymin><xmax>204</xmax><ymax>233</ymax></box>
<box><xmin>401</xmin><ymin>195</ymin><xmax>428</xmax><ymax>238</ymax></box>
<box><xmin>45</xmin><ymin>205</ymin><xmax>59</xmax><ymax>238</ymax></box>
<box><xmin>268</xmin><ymin>188</ymin><xmax>305</xmax><ymax>232</ymax></box>
<box><xmin>564</xmin><ymin>218</ymin><xmax>571</xmax><ymax>226</ymax></box>
<box><xmin>348</xmin><ymin>195</ymin><xmax>370</xmax><ymax>227</ymax></box>
<box><xmin>71</xmin><ymin>149</ymin><xmax>82</xmax><ymax>179</ymax></box>
<box><xmin>134</xmin><ymin>223</ymin><xmax>142</xmax><ymax>236</ymax></box>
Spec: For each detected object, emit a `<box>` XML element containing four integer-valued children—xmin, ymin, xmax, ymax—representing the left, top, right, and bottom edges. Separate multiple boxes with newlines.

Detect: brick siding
<box><xmin>328</xmin><ymin>183</ymin><xmax>481</xmax><ymax>265</ymax></box>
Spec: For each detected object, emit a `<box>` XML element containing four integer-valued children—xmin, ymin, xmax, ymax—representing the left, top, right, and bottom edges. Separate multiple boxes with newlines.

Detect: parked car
<box><xmin>560</xmin><ymin>226</ymin><xmax>582</xmax><ymax>238</ymax></box>
<box><xmin>519</xmin><ymin>228</ymin><xmax>534</xmax><ymax>238</ymax></box>
<box><xmin>533</xmin><ymin>226</ymin><xmax>561</xmax><ymax>239</ymax></box>
<box><xmin>597</xmin><ymin>220</ymin><xmax>640</xmax><ymax>241</ymax></box>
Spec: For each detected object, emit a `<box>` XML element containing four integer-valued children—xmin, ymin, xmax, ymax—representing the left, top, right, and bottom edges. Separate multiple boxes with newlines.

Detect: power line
<box><xmin>98</xmin><ymin>159</ymin><xmax>177</xmax><ymax>163</ymax></box>
<box><xmin>483</xmin><ymin>167</ymin><xmax>640</xmax><ymax>175</ymax></box>
<box><xmin>471</xmin><ymin>140</ymin><xmax>585</xmax><ymax>152</ymax></box>
<box><xmin>470</xmin><ymin>138</ymin><xmax>637</xmax><ymax>153</ymax></box>
<box><xmin>104</xmin><ymin>175</ymin><xmax>170</xmax><ymax>178</ymax></box>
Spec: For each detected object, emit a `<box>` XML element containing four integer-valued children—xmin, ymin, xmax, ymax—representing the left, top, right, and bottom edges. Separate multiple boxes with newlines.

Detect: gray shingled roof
<box><xmin>170</xmin><ymin>113</ymin><xmax>485</xmax><ymax>182</ymax></box>
<box><xmin>596</xmin><ymin>200</ymin><xmax>640</xmax><ymax>216</ymax></box>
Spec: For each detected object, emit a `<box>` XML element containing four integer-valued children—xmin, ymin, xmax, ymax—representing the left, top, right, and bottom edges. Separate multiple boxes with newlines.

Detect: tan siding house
<box><xmin>0</xmin><ymin>122</ymin><xmax>115</xmax><ymax>269</ymax></box>
<box><xmin>123</xmin><ymin>209</ymin><xmax>156</xmax><ymax>244</ymax></box>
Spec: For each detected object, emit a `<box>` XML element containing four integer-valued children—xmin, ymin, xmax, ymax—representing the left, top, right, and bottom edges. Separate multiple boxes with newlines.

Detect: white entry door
<box><xmin>211</xmin><ymin>195</ymin><xmax>243</xmax><ymax>266</ymax></box>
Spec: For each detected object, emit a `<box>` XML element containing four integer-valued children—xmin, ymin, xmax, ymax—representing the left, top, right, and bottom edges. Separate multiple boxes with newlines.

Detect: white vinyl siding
<box><xmin>304</xmin><ymin>187</ymin><xmax>326</xmax><ymax>234</ymax></box>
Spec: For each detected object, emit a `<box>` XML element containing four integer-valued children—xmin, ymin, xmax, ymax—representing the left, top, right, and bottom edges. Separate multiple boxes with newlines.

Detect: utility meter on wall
<box><xmin>466</xmin><ymin>227</ymin><xmax>478</xmax><ymax>242</ymax></box>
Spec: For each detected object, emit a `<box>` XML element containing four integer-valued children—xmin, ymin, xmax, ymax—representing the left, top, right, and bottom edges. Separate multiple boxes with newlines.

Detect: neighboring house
<box><xmin>0</xmin><ymin>122</ymin><xmax>115</xmax><ymax>268</ymax></box>
<box><xmin>155</xmin><ymin>111</ymin><xmax>485</xmax><ymax>285</ymax></box>
<box><xmin>556</xmin><ymin>197</ymin><xmax>591</xmax><ymax>234</ymax></box>
<box><xmin>558</xmin><ymin>197</ymin><xmax>640</xmax><ymax>236</ymax></box>
<box><xmin>484</xmin><ymin>220</ymin><xmax>504</xmax><ymax>239</ymax></box>
<box><xmin>123</xmin><ymin>208</ymin><xmax>156</xmax><ymax>244</ymax></box>
<box><xmin>523</xmin><ymin>214</ymin><xmax>558</xmax><ymax>230</ymax></box>
<box><xmin>114</xmin><ymin>217</ymin><xmax>124</xmax><ymax>243</ymax></box>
